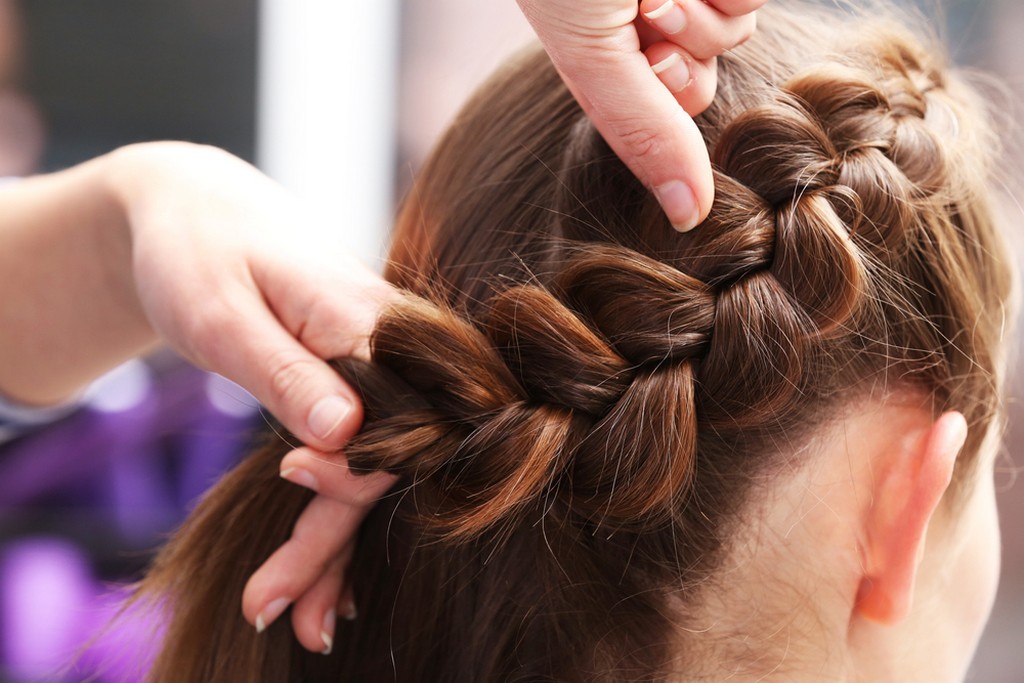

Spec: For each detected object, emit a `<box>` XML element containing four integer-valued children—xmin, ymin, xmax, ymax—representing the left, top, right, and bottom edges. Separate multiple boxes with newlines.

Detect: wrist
<box><xmin>101</xmin><ymin>141</ymin><xmax>224</xmax><ymax>216</ymax></box>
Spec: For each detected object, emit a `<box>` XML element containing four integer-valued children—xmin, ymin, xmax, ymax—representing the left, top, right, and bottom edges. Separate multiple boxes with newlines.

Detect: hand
<box><xmin>110</xmin><ymin>142</ymin><xmax>395</xmax><ymax>449</ymax></box>
<box><xmin>106</xmin><ymin>142</ymin><xmax>399</xmax><ymax>651</ymax></box>
<box><xmin>242</xmin><ymin>449</ymin><xmax>397</xmax><ymax>653</ymax></box>
<box><xmin>516</xmin><ymin>0</ymin><xmax>767</xmax><ymax>231</ymax></box>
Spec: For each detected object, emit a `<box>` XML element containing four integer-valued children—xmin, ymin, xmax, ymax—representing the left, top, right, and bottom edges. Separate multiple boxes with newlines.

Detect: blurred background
<box><xmin>0</xmin><ymin>0</ymin><xmax>1019</xmax><ymax>680</ymax></box>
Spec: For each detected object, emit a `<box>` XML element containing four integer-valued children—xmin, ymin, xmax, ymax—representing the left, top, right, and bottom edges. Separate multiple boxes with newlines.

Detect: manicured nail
<box><xmin>321</xmin><ymin>608</ymin><xmax>336</xmax><ymax>655</ymax></box>
<box><xmin>653</xmin><ymin>180</ymin><xmax>700</xmax><ymax>231</ymax></box>
<box><xmin>343</xmin><ymin>601</ymin><xmax>358</xmax><ymax>621</ymax></box>
<box><xmin>643</xmin><ymin>0</ymin><xmax>687</xmax><ymax>35</ymax></box>
<box><xmin>255</xmin><ymin>597</ymin><xmax>291</xmax><ymax>633</ymax></box>
<box><xmin>650</xmin><ymin>52</ymin><xmax>692</xmax><ymax>93</ymax></box>
<box><xmin>281</xmin><ymin>467</ymin><xmax>320</xmax><ymax>492</ymax></box>
<box><xmin>308</xmin><ymin>396</ymin><xmax>352</xmax><ymax>441</ymax></box>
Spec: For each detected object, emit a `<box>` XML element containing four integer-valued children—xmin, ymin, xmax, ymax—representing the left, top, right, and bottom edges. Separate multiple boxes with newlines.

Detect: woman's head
<box><xmin>141</xmin><ymin>3</ymin><xmax>1014</xmax><ymax>681</ymax></box>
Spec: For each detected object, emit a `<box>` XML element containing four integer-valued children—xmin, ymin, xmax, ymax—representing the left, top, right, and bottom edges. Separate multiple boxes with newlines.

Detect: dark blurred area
<box><xmin>22</xmin><ymin>0</ymin><xmax>257</xmax><ymax>171</ymax></box>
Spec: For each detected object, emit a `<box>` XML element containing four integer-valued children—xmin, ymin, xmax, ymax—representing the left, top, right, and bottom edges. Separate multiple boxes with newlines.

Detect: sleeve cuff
<box><xmin>0</xmin><ymin>392</ymin><xmax>82</xmax><ymax>444</ymax></box>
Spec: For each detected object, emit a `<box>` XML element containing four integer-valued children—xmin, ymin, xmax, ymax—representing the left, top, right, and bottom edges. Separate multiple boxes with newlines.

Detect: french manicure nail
<box><xmin>308</xmin><ymin>396</ymin><xmax>352</xmax><ymax>441</ymax></box>
<box><xmin>344</xmin><ymin>602</ymin><xmax>358</xmax><ymax>621</ymax></box>
<box><xmin>281</xmin><ymin>467</ymin><xmax>320</xmax><ymax>492</ymax></box>
<box><xmin>643</xmin><ymin>0</ymin><xmax>687</xmax><ymax>35</ymax></box>
<box><xmin>653</xmin><ymin>180</ymin><xmax>701</xmax><ymax>232</ymax></box>
<box><xmin>650</xmin><ymin>52</ymin><xmax>692</xmax><ymax>93</ymax></box>
<box><xmin>321</xmin><ymin>608</ymin><xmax>336</xmax><ymax>655</ymax></box>
<box><xmin>255</xmin><ymin>597</ymin><xmax>291</xmax><ymax>634</ymax></box>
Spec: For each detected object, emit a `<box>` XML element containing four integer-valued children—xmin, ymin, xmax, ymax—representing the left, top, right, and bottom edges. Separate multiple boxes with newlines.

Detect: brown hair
<box><xmin>139</xmin><ymin>3</ymin><xmax>1013</xmax><ymax>680</ymax></box>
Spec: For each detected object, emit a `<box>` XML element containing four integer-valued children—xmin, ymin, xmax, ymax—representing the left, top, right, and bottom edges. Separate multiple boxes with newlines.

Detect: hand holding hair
<box><xmin>516</xmin><ymin>0</ymin><xmax>766</xmax><ymax>231</ymax></box>
<box><xmin>0</xmin><ymin>140</ymin><xmax>397</xmax><ymax>653</ymax></box>
<box><xmin>235</xmin><ymin>0</ymin><xmax>770</xmax><ymax>651</ymax></box>
<box><xmin>105</xmin><ymin>143</ymin><xmax>402</xmax><ymax>652</ymax></box>
<box><xmin>0</xmin><ymin>140</ymin><xmax>395</xmax><ymax>449</ymax></box>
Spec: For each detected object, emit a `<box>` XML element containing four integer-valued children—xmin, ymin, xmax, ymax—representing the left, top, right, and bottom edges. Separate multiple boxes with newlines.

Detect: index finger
<box><xmin>543</xmin><ymin>28</ymin><xmax>714</xmax><ymax>231</ymax></box>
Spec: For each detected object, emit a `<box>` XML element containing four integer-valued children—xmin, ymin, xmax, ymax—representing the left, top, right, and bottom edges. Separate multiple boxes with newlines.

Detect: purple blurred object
<box><xmin>88</xmin><ymin>361</ymin><xmax>175</xmax><ymax>542</ymax></box>
<box><xmin>0</xmin><ymin>537</ymin><xmax>160</xmax><ymax>682</ymax></box>
<box><xmin>176</xmin><ymin>372</ymin><xmax>261</xmax><ymax>508</ymax></box>
<box><xmin>0</xmin><ymin>360</ymin><xmax>160</xmax><ymax>508</ymax></box>
<box><xmin>0</xmin><ymin>360</ymin><xmax>264</xmax><ymax>679</ymax></box>
<box><xmin>74</xmin><ymin>587</ymin><xmax>161</xmax><ymax>683</ymax></box>
<box><xmin>0</xmin><ymin>538</ymin><xmax>96</xmax><ymax>681</ymax></box>
<box><xmin>1</xmin><ymin>361</ymin><xmax>261</xmax><ymax>515</ymax></box>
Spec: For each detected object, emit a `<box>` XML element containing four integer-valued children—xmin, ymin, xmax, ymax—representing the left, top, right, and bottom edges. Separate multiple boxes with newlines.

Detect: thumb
<box><xmin>198</xmin><ymin>295</ymin><xmax>365</xmax><ymax>450</ymax></box>
<box><xmin>541</xmin><ymin>30</ymin><xmax>714</xmax><ymax>231</ymax></box>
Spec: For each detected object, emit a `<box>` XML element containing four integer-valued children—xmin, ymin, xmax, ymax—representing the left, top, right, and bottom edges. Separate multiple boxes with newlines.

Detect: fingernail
<box><xmin>308</xmin><ymin>396</ymin><xmax>352</xmax><ymax>441</ymax></box>
<box><xmin>281</xmin><ymin>467</ymin><xmax>320</xmax><ymax>492</ymax></box>
<box><xmin>644</xmin><ymin>0</ymin><xmax>687</xmax><ymax>35</ymax></box>
<box><xmin>653</xmin><ymin>181</ymin><xmax>700</xmax><ymax>231</ymax></box>
<box><xmin>321</xmin><ymin>608</ymin><xmax>336</xmax><ymax>655</ymax></box>
<box><xmin>255</xmin><ymin>597</ymin><xmax>291</xmax><ymax>633</ymax></box>
<box><xmin>343</xmin><ymin>601</ymin><xmax>358</xmax><ymax>621</ymax></box>
<box><xmin>650</xmin><ymin>52</ymin><xmax>692</xmax><ymax>93</ymax></box>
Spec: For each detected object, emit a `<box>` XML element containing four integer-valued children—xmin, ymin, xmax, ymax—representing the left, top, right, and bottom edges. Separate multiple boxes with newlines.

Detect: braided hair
<box><xmin>142</xmin><ymin>4</ymin><xmax>1013</xmax><ymax>681</ymax></box>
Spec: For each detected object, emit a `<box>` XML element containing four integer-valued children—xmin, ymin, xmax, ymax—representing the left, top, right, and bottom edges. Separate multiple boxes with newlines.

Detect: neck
<box><xmin>674</xmin><ymin>440</ymin><xmax>864</xmax><ymax>682</ymax></box>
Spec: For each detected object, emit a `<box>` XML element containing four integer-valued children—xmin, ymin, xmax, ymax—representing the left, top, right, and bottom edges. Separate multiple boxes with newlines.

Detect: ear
<box><xmin>854</xmin><ymin>410</ymin><xmax>967</xmax><ymax>624</ymax></box>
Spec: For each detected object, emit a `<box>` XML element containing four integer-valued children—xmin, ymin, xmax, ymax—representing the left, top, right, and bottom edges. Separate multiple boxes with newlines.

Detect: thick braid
<box><xmin>341</xmin><ymin>268</ymin><xmax>702</xmax><ymax>536</ymax></box>
<box><xmin>692</xmin><ymin>46</ymin><xmax>954</xmax><ymax>422</ymax></box>
<box><xmin>338</xmin><ymin>38</ymin><xmax>958</xmax><ymax>539</ymax></box>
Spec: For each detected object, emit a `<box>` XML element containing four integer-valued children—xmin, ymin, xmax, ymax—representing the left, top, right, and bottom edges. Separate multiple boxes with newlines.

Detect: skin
<box><xmin>686</xmin><ymin>399</ymin><xmax>1000</xmax><ymax>681</ymax></box>
<box><xmin>519</xmin><ymin>0</ymin><xmax>764</xmax><ymax>230</ymax></box>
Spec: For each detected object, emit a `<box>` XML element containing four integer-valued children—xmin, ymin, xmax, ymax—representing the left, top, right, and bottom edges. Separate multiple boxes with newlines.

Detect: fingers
<box><xmin>645</xmin><ymin>43</ymin><xmax>718</xmax><ymax>117</ymax></box>
<box><xmin>280</xmin><ymin>447</ymin><xmax>398</xmax><ymax>506</ymax></box>
<box><xmin>241</xmin><ymin>495</ymin><xmax>363</xmax><ymax>637</ymax></box>
<box><xmin>239</xmin><ymin>251</ymin><xmax>402</xmax><ymax>451</ymax></box>
<box><xmin>553</xmin><ymin>42</ymin><xmax>713</xmax><ymax>231</ymax></box>
<box><xmin>519</xmin><ymin>1</ymin><xmax>717</xmax><ymax>229</ymax></box>
<box><xmin>290</xmin><ymin>550</ymin><xmax>351</xmax><ymax>654</ymax></box>
<box><xmin>639</xmin><ymin>0</ymin><xmax>756</xmax><ymax>61</ymax></box>
<box><xmin>194</xmin><ymin>292</ymin><xmax>365</xmax><ymax>451</ymax></box>
<box><xmin>244</xmin><ymin>455</ymin><xmax>394</xmax><ymax>652</ymax></box>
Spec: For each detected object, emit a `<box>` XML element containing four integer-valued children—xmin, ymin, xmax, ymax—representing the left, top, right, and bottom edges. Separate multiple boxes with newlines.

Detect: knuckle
<box><xmin>697</xmin><ymin>69</ymin><xmax>720</xmax><ymax>110</ymax></box>
<box><xmin>267</xmin><ymin>350</ymin><xmax>317</xmax><ymax>406</ymax></box>
<box><xmin>342</xmin><ymin>471</ymin><xmax>395</xmax><ymax>507</ymax></box>
<box><xmin>356</xmin><ymin>475</ymin><xmax>395</xmax><ymax>507</ymax></box>
<box><xmin>615</xmin><ymin>123</ymin><xmax>666</xmax><ymax>163</ymax></box>
<box><xmin>347</xmin><ymin>488</ymin><xmax>378</xmax><ymax>508</ymax></box>
<box><xmin>680</xmin><ymin>62</ymin><xmax>718</xmax><ymax>117</ymax></box>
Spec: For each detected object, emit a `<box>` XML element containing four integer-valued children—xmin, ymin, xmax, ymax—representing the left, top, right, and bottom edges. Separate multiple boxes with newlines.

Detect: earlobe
<box><xmin>854</xmin><ymin>411</ymin><xmax>967</xmax><ymax>624</ymax></box>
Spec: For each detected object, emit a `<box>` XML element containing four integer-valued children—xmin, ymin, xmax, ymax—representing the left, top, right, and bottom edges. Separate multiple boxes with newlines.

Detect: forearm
<box><xmin>0</xmin><ymin>147</ymin><xmax>157</xmax><ymax>405</ymax></box>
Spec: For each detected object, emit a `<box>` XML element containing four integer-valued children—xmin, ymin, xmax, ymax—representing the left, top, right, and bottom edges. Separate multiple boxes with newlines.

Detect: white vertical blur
<box><xmin>256</xmin><ymin>0</ymin><xmax>399</xmax><ymax>266</ymax></box>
